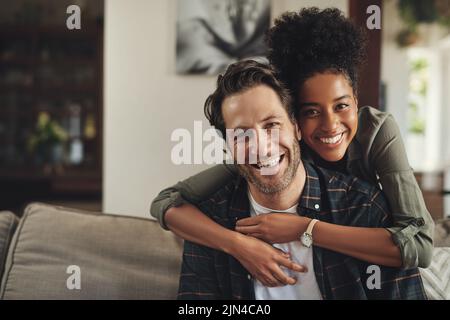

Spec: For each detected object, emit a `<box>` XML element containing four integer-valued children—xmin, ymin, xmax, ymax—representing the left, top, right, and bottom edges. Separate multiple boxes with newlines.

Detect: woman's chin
<box><xmin>314</xmin><ymin>148</ymin><xmax>346</xmax><ymax>163</ymax></box>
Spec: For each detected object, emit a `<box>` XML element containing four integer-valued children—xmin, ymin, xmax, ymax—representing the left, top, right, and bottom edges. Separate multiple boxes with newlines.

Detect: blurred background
<box><xmin>0</xmin><ymin>0</ymin><xmax>449</xmax><ymax>220</ymax></box>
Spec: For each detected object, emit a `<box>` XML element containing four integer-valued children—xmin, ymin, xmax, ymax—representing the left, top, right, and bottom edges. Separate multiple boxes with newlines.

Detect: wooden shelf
<box><xmin>0</xmin><ymin>166</ymin><xmax>102</xmax><ymax>194</ymax></box>
<box><xmin>0</xmin><ymin>19</ymin><xmax>103</xmax><ymax>212</ymax></box>
<box><xmin>0</xmin><ymin>83</ymin><xmax>97</xmax><ymax>92</ymax></box>
<box><xmin>0</xmin><ymin>23</ymin><xmax>101</xmax><ymax>38</ymax></box>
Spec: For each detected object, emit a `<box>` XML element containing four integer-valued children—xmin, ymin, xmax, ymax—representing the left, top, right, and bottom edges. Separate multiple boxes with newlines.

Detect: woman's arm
<box><xmin>166</xmin><ymin>204</ymin><xmax>307</xmax><ymax>287</ymax></box>
<box><xmin>150</xmin><ymin>164</ymin><xmax>236</xmax><ymax>229</ymax></box>
<box><xmin>235</xmin><ymin>212</ymin><xmax>402</xmax><ymax>267</ymax></box>
<box><xmin>369</xmin><ymin>114</ymin><xmax>434</xmax><ymax>268</ymax></box>
<box><xmin>235</xmin><ymin>113</ymin><xmax>434</xmax><ymax>269</ymax></box>
<box><xmin>150</xmin><ymin>164</ymin><xmax>306</xmax><ymax>286</ymax></box>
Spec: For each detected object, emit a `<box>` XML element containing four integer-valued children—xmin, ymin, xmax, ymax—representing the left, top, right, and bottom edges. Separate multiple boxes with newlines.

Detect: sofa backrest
<box><xmin>0</xmin><ymin>203</ymin><xmax>183</xmax><ymax>300</ymax></box>
<box><xmin>0</xmin><ymin>211</ymin><xmax>19</xmax><ymax>283</ymax></box>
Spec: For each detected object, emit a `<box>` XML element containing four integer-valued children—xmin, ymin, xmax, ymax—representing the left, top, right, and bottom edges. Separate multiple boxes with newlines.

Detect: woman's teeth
<box><xmin>319</xmin><ymin>133</ymin><xmax>344</xmax><ymax>144</ymax></box>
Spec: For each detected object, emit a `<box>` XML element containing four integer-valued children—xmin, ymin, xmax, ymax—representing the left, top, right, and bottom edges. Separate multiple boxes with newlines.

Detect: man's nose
<box><xmin>255</xmin><ymin>128</ymin><xmax>277</xmax><ymax>159</ymax></box>
<box><xmin>257</xmin><ymin>129</ymin><xmax>269</xmax><ymax>157</ymax></box>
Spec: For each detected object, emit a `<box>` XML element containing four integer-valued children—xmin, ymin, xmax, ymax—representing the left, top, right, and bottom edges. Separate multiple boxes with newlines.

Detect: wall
<box><xmin>380</xmin><ymin>0</ymin><xmax>409</xmax><ymax>140</ymax></box>
<box><xmin>103</xmin><ymin>0</ymin><xmax>348</xmax><ymax>217</ymax></box>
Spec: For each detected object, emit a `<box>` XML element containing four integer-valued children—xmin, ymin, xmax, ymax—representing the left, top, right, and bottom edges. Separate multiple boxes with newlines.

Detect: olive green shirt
<box><xmin>150</xmin><ymin>106</ymin><xmax>434</xmax><ymax>269</ymax></box>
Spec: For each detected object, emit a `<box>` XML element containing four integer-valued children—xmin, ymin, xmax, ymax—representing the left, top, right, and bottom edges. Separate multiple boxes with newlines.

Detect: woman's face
<box><xmin>297</xmin><ymin>72</ymin><xmax>358</xmax><ymax>162</ymax></box>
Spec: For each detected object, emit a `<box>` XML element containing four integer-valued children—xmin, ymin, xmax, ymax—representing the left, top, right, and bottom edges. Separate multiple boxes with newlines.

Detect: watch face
<box><xmin>301</xmin><ymin>233</ymin><xmax>313</xmax><ymax>248</ymax></box>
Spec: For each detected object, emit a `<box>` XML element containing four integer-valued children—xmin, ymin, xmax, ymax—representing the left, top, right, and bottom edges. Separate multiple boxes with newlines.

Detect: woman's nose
<box><xmin>321</xmin><ymin>111</ymin><xmax>339</xmax><ymax>132</ymax></box>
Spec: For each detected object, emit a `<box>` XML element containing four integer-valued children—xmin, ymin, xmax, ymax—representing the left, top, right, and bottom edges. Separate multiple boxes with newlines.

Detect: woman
<box><xmin>151</xmin><ymin>8</ymin><xmax>434</xmax><ymax>287</ymax></box>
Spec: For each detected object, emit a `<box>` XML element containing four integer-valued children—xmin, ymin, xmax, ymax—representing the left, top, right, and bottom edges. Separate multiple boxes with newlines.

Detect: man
<box><xmin>178</xmin><ymin>60</ymin><xmax>426</xmax><ymax>300</ymax></box>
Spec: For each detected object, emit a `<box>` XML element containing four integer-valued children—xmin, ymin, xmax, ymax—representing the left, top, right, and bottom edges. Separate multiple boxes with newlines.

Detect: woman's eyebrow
<box><xmin>334</xmin><ymin>95</ymin><xmax>351</xmax><ymax>102</ymax></box>
<box><xmin>299</xmin><ymin>95</ymin><xmax>351</xmax><ymax>107</ymax></box>
<box><xmin>299</xmin><ymin>102</ymin><xmax>319</xmax><ymax>107</ymax></box>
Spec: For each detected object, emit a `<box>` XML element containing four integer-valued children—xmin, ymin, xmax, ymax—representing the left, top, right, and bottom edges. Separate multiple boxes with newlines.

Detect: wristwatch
<box><xmin>300</xmin><ymin>219</ymin><xmax>319</xmax><ymax>248</ymax></box>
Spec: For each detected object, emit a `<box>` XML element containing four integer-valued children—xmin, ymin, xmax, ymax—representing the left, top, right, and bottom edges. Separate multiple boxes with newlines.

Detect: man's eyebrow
<box><xmin>260</xmin><ymin>115</ymin><xmax>279</xmax><ymax>123</ymax></box>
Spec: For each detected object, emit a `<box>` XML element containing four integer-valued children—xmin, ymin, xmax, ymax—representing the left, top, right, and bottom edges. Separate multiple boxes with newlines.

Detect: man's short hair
<box><xmin>204</xmin><ymin>60</ymin><xmax>294</xmax><ymax>138</ymax></box>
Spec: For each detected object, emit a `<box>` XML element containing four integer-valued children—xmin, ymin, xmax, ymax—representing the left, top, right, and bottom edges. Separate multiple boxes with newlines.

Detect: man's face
<box><xmin>222</xmin><ymin>84</ymin><xmax>301</xmax><ymax>194</ymax></box>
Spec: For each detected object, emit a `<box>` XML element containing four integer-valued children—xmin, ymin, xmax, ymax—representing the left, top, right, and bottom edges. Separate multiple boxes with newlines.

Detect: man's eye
<box><xmin>266</xmin><ymin>122</ymin><xmax>280</xmax><ymax>129</ymax></box>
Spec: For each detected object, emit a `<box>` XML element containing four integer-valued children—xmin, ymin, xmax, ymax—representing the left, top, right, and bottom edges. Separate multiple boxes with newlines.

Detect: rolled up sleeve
<box><xmin>150</xmin><ymin>186</ymin><xmax>190</xmax><ymax>230</ymax></box>
<box><xmin>371</xmin><ymin>114</ymin><xmax>435</xmax><ymax>269</ymax></box>
<box><xmin>150</xmin><ymin>164</ymin><xmax>237</xmax><ymax>230</ymax></box>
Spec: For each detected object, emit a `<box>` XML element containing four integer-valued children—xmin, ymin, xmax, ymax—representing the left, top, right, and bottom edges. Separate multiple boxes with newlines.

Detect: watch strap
<box><xmin>306</xmin><ymin>218</ymin><xmax>319</xmax><ymax>235</ymax></box>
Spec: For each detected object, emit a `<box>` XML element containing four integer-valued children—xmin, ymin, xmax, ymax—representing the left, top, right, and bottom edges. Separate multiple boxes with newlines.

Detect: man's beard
<box><xmin>237</xmin><ymin>139</ymin><xmax>301</xmax><ymax>194</ymax></box>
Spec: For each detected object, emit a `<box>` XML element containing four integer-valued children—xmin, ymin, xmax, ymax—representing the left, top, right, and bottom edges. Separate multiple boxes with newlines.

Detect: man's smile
<box><xmin>250</xmin><ymin>153</ymin><xmax>286</xmax><ymax>171</ymax></box>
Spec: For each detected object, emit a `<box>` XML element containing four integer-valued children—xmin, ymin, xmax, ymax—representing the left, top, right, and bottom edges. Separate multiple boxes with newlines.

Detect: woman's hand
<box><xmin>235</xmin><ymin>213</ymin><xmax>310</xmax><ymax>244</ymax></box>
<box><xmin>229</xmin><ymin>233</ymin><xmax>307</xmax><ymax>287</ymax></box>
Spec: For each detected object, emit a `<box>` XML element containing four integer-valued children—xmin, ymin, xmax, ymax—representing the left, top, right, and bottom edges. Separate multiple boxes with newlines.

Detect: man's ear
<box><xmin>294</xmin><ymin>121</ymin><xmax>301</xmax><ymax>141</ymax></box>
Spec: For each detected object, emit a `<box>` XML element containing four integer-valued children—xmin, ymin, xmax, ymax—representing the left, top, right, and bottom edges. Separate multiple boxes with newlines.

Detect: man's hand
<box><xmin>235</xmin><ymin>213</ymin><xmax>310</xmax><ymax>244</ymax></box>
<box><xmin>229</xmin><ymin>233</ymin><xmax>307</xmax><ymax>287</ymax></box>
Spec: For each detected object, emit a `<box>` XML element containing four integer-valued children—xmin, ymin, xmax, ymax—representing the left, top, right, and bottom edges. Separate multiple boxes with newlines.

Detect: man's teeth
<box><xmin>319</xmin><ymin>133</ymin><xmax>343</xmax><ymax>144</ymax></box>
<box><xmin>257</xmin><ymin>156</ymin><xmax>281</xmax><ymax>168</ymax></box>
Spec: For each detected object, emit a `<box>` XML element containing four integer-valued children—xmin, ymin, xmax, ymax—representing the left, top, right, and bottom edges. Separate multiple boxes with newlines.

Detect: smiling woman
<box><xmin>297</xmin><ymin>73</ymin><xmax>359</xmax><ymax>162</ymax></box>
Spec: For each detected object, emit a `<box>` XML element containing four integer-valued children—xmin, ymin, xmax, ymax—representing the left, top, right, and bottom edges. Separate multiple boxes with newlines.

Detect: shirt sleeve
<box><xmin>150</xmin><ymin>164</ymin><xmax>237</xmax><ymax>230</ymax></box>
<box><xmin>369</xmin><ymin>114</ymin><xmax>435</xmax><ymax>269</ymax></box>
<box><xmin>177</xmin><ymin>240</ymin><xmax>221</xmax><ymax>300</ymax></box>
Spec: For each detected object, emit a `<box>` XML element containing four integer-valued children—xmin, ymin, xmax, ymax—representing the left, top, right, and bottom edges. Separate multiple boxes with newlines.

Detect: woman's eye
<box><xmin>335</xmin><ymin>103</ymin><xmax>350</xmax><ymax>111</ymax></box>
<box><xmin>301</xmin><ymin>109</ymin><xmax>320</xmax><ymax>117</ymax></box>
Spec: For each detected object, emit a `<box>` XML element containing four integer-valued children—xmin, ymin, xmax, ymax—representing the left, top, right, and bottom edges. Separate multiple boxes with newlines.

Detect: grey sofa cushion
<box><xmin>420</xmin><ymin>248</ymin><xmax>450</xmax><ymax>300</ymax></box>
<box><xmin>0</xmin><ymin>211</ymin><xmax>19</xmax><ymax>282</ymax></box>
<box><xmin>0</xmin><ymin>203</ymin><xmax>183</xmax><ymax>300</ymax></box>
<box><xmin>434</xmin><ymin>219</ymin><xmax>450</xmax><ymax>247</ymax></box>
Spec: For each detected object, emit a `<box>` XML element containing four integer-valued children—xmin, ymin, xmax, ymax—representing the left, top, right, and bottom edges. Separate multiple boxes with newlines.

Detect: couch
<box><xmin>0</xmin><ymin>202</ymin><xmax>449</xmax><ymax>299</ymax></box>
<box><xmin>0</xmin><ymin>203</ymin><xmax>182</xmax><ymax>299</ymax></box>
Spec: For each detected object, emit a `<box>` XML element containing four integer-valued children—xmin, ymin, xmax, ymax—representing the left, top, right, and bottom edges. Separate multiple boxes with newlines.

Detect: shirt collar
<box><xmin>302</xmin><ymin>139</ymin><xmax>362</xmax><ymax>171</ymax></box>
<box><xmin>229</xmin><ymin>162</ymin><xmax>324</xmax><ymax>219</ymax></box>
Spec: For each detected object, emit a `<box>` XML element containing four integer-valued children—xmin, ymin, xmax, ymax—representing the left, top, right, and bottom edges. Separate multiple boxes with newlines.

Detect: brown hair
<box><xmin>204</xmin><ymin>60</ymin><xmax>294</xmax><ymax>138</ymax></box>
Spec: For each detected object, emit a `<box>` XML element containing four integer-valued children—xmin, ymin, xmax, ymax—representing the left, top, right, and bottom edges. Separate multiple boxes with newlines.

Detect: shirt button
<box><xmin>247</xmin><ymin>274</ymin><xmax>252</xmax><ymax>280</ymax></box>
<box><xmin>416</xmin><ymin>218</ymin><xmax>425</xmax><ymax>227</ymax></box>
<box><xmin>314</xmin><ymin>204</ymin><xmax>320</xmax><ymax>210</ymax></box>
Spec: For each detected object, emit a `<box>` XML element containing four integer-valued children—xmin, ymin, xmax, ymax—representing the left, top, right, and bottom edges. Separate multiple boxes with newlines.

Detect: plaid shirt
<box><xmin>178</xmin><ymin>162</ymin><xmax>427</xmax><ymax>300</ymax></box>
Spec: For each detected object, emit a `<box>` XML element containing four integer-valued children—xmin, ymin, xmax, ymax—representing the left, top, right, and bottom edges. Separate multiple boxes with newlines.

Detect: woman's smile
<box><xmin>315</xmin><ymin>131</ymin><xmax>347</xmax><ymax>146</ymax></box>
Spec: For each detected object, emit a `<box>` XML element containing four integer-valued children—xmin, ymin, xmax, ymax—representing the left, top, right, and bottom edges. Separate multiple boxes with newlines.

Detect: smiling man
<box><xmin>177</xmin><ymin>60</ymin><xmax>426</xmax><ymax>300</ymax></box>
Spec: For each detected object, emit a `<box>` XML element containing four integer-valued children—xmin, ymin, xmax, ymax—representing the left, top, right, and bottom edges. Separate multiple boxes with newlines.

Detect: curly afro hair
<box><xmin>266</xmin><ymin>7</ymin><xmax>367</xmax><ymax>96</ymax></box>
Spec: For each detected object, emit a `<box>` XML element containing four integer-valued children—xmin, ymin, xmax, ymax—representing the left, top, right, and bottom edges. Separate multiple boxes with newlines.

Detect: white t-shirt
<box><xmin>248</xmin><ymin>191</ymin><xmax>322</xmax><ymax>300</ymax></box>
